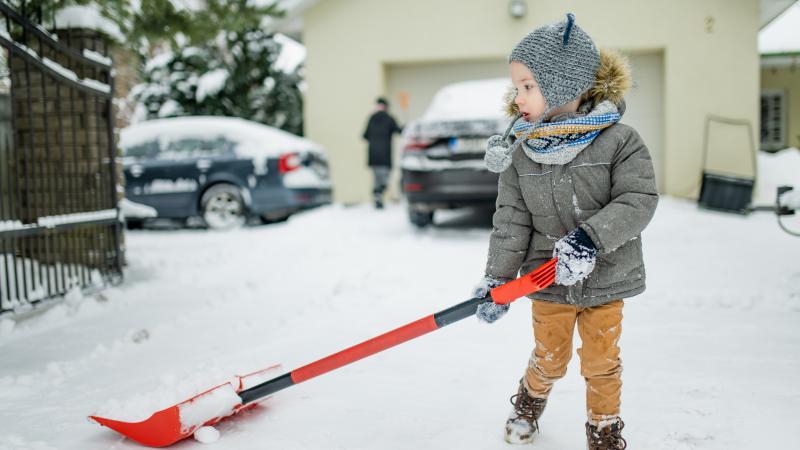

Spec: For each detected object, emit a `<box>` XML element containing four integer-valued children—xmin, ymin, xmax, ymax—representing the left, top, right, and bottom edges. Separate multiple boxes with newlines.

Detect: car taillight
<box><xmin>404</xmin><ymin>183</ymin><xmax>423</xmax><ymax>192</ymax></box>
<box><xmin>403</xmin><ymin>138</ymin><xmax>431</xmax><ymax>153</ymax></box>
<box><xmin>279</xmin><ymin>152</ymin><xmax>302</xmax><ymax>173</ymax></box>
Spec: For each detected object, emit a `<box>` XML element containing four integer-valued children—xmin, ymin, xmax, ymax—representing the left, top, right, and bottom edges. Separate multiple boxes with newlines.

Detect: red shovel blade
<box><xmin>90</xmin><ymin>365</ymin><xmax>280</xmax><ymax>447</ymax></box>
<box><xmin>490</xmin><ymin>258</ymin><xmax>557</xmax><ymax>304</ymax></box>
<box><xmin>90</xmin><ymin>404</ymin><xmax>184</xmax><ymax>448</ymax></box>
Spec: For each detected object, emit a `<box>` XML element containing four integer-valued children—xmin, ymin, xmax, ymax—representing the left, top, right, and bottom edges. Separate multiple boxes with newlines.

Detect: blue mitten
<box><xmin>553</xmin><ymin>227</ymin><xmax>598</xmax><ymax>286</ymax></box>
<box><xmin>472</xmin><ymin>275</ymin><xmax>511</xmax><ymax>323</ymax></box>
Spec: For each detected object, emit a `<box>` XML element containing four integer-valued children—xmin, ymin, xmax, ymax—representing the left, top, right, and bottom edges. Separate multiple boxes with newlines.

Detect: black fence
<box><xmin>0</xmin><ymin>1</ymin><xmax>122</xmax><ymax>316</ymax></box>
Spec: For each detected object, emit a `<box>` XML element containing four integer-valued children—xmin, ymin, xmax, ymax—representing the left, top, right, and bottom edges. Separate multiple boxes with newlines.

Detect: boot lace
<box><xmin>509</xmin><ymin>390</ymin><xmax>547</xmax><ymax>432</ymax></box>
<box><xmin>588</xmin><ymin>420</ymin><xmax>627</xmax><ymax>450</ymax></box>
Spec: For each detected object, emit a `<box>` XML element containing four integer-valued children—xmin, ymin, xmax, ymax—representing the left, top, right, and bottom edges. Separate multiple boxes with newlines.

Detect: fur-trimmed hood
<box><xmin>503</xmin><ymin>48</ymin><xmax>632</xmax><ymax>118</ymax></box>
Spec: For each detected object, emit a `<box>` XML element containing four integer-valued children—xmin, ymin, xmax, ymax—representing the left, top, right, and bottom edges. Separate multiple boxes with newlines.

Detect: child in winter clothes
<box><xmin>472</xmin><ymin>14</ymin><xmax>658</xmax><ymax>449</ymax></box>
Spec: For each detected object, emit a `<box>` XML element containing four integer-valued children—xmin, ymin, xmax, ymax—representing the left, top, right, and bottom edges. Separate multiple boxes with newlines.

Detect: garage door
<box><xmin>386</xmin><ymin>51</ymin><xmax>664</xmax><ymax>192</ymax></box>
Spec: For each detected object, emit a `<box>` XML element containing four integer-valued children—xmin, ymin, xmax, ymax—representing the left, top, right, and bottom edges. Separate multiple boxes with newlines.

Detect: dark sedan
<box><xmin>119</xmin><ymin>116</ymin><xmax>332</xmax><ymax>229</ymax></box>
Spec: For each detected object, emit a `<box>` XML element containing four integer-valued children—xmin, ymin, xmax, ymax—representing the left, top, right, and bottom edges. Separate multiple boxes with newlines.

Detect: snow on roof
<box><xmin>420</xmin><ymin>78</ymin><xmax>510</xmax><ymax>123</ymax></box>
<box><xmin>54</xmin><ymin>5</ymin><xmax>125</xmax><ymax>42</ymax></box>
<box><xmin>754</xmin><ymin>147</ymin><xmax>800</xmax><ymax>205</ymax></box>
<box><xmin>759</xmin><ymin>1</ymin><xmax>800</xmax><ymax>54</ymax></box>
<box><xmin>119</xmin><ymin>116</ymin><xmax>323</xmax><ymax>169</ymax></box>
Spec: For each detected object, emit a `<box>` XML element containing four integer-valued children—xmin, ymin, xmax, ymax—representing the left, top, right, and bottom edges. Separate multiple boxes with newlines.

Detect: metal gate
<box><xmin>0</xmin><ymin>2</ymin><xmax>122</xmax><ymax>316</ymax></box>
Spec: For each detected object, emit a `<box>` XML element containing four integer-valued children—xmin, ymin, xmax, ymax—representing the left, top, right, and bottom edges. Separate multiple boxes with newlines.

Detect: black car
<box><xmin>401</xmin><ymin>79</ymin><xmax>508</xmax><ymax>227</ymax></box>
<box><xmin>119</xmin><ymin>116</ymin><xmax>332</xmax><ymax>229</ymax></box>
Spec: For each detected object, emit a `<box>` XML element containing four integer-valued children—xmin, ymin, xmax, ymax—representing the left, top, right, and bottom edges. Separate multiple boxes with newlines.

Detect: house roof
<box><xmin>760</xmin><ymin>0</ymin><xmax>798</xmax><ymax>27</ymax></box>
<box><xmin>759</xmin><ymin>0</ymin><xmax>800</xmax><ymax>55</ymax></box>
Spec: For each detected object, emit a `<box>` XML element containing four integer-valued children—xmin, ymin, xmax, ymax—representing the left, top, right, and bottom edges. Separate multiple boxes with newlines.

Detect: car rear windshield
<box><xmin>123</xmin><ymin>140</ymin><xmax>158</xmax><ymax>160</ymax></box>
<box><xmin>157</xmin><ymin>136</ymin><xmax>236</xmax><ymax>160</ymax></box>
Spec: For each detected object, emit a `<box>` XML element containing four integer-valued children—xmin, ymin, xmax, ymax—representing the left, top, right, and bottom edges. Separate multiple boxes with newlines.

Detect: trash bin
<box><xmin>697</xmin><ymin>115</ymin><xmax>757</xmax><ymax>214</ymax></box>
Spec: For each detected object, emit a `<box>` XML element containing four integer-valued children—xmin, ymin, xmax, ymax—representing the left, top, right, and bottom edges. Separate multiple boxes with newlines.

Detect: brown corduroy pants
<box><xmin>523</xmin><ymin>299</ymin><xmax>623</xmax><ymax>422</ymax></box>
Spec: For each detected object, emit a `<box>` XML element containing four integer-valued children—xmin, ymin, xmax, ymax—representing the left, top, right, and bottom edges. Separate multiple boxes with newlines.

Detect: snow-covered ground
<box><xmin>1</xmin><ymin>198</ymin><xmax>799</xmax><ymax>449</ymax></box>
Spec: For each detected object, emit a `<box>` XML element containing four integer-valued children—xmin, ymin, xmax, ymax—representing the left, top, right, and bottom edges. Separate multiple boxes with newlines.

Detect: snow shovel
<box><xmin>90</xmin><ymin>258</ymin><xmax>557</xmax><ymax>447</ymax></box>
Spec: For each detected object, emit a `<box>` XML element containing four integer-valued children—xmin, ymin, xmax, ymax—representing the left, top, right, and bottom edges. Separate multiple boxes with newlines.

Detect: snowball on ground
<box><xmin>194</xmin><ymin>426</ymin><xmax>220</xmax><ymax>444</ymax></box>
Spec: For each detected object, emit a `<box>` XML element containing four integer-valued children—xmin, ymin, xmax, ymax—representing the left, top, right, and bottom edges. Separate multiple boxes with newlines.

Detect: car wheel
<box><xmin>408</xmin><ymin>206</ymin><xmax>434</xmax><ymax>228</ymax></box>
<box><xmin>201</xmin><ymin>184</ymin><xmax>246</xmax><ymax>230</ymax></box>
<box><xmin>261</xmin><ymin>213</ymin><xmax>290</xmax><ymax>224</ymax></box>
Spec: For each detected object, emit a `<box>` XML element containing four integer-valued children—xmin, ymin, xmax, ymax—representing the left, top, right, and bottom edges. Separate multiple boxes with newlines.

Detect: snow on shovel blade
<box><xmin>90</xmin><ymin>365</ymin><xmax>280</xmax><ymax>448</ymax></box>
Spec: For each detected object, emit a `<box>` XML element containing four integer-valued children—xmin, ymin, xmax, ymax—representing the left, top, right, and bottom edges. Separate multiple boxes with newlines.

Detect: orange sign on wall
<box><xmin>397</xmin><ymin>91</ymin><xmax>409</xmax><ymax>111</ymax></box>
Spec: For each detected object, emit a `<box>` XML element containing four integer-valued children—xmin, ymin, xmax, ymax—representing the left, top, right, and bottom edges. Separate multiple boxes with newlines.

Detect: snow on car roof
<box><xmin>420</xmin><ymin>78</ymin><xmax>510</xmax><ymax>123</ymax></box>
<box><xmin>120</xmin><ymin>116</ymin><xmax>323</xmax><ymax>164</ymax></box>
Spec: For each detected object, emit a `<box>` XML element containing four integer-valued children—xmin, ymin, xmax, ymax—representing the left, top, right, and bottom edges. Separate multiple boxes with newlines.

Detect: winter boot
<box><xmin>585</xmin><ymin>418</ymin><xmax>627</xmax><ymax>450</ymax></box>
<box><xmin>504</xmin><ymin>380</ymin><xmax>547</xmax><ymax>444</ymax></box>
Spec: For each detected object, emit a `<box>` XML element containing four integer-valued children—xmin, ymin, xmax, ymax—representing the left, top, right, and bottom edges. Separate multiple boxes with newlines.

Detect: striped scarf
<box><xmin>513</xmin><ymin>100</ymin><xmax>621</xmax><ymax>165</ymax></box>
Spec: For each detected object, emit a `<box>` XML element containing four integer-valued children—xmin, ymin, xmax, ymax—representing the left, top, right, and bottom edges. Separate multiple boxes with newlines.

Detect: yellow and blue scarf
<box><xmin>513</xmin><ymin>100</ymin><xmax>620</xmax><ymax>165</ymax></box>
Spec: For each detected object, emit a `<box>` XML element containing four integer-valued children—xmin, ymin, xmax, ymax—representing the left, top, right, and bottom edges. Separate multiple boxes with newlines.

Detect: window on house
<box><xmin>760</xmin><ymin>90</ymin><xmax>785</xmax><ymax>151</ymax></box>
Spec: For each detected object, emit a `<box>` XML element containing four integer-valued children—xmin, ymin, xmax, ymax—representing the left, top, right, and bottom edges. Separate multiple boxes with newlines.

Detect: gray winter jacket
<box><xmin>484</xmin><ymin>120</ymin><xmax>659</xmax><ymax>307</ymax></box>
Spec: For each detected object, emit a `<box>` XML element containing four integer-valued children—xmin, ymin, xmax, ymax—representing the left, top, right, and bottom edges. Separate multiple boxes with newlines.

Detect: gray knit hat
<box><xmin>509</xmin><ymin>13</ymin><xmax>599</xmax><ymax>112</ymax></box>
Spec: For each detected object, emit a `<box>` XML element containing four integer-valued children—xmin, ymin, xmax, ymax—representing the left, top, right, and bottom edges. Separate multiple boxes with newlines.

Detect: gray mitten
<box><xmin>472</xmin><ymin>275</ymin><xmax>511</xmax><ymax>324</ymax></box>
<box><xmin>484</xmin><ymin>135</ymin><xmax>514</xmax><ymax>173</ymax></box>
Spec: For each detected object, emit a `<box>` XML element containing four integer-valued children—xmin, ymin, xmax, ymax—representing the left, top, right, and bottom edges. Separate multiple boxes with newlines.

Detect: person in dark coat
<box><xmin>362</xmin><ymin>97</ymin><xmax>401</xmax><ymax>209</ymax></box>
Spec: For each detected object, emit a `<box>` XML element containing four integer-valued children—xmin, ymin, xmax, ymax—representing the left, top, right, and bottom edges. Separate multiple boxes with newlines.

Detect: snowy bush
<box><xmin>132</xmin><ymin>28</ymin><xmax>304</xmax><ymax>136</ymax></box>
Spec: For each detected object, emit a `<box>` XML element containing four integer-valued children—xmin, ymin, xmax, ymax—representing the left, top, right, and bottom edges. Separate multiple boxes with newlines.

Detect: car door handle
<box><xmin>130</xmin><ymin>164</ymin><xmax>144</xmax><ymax>177</ymax></box>
<box><xmin>197</xmin><ymin>159</ymin><xmax>212</xmax><ymax>171</ymax></box>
